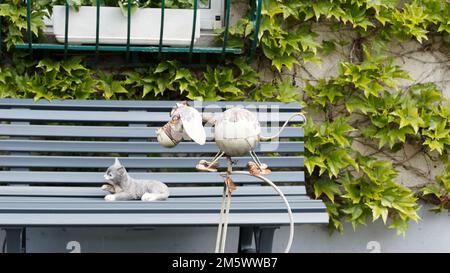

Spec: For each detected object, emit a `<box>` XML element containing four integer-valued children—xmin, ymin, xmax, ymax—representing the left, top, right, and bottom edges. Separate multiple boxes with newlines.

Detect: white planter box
<box><xmin>52</xmin><ymin>6</ymin><xmax>201</xmax><ymax>46</ymax></box>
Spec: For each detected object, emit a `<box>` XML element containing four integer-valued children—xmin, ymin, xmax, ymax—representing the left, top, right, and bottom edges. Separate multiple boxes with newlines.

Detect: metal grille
<box><xmin>0</xmin><ymin>0</ymin><xmax>263</xmax><ymax>62</ymax></box>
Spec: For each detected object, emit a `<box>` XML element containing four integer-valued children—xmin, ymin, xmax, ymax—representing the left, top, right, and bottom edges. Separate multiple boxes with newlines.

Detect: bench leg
<box><xmin>5</xmin><ymin>228</ymin><xmax>26</xmax><ymax>253</ymax></box>
<box><xmin>254</xmin><ymin>227</ymin><xmax>278</xmax><ymax>253</ymax></box>
<box><xmin>238</xmin><ymin>227</ymin><xmax>256</xmax><ymax>253</ymax></box>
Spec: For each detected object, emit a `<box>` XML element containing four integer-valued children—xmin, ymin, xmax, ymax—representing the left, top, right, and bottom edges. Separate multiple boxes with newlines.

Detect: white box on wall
<box><xmin>52</xmin><ymin>6</ymin><xmax>201</xmax><ymax>46</ymax></box>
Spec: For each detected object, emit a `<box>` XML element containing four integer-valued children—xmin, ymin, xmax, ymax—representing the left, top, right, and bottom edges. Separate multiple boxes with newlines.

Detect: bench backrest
<box><xmin>0</xmin><ymin>99</ymin><xmax>305</xmax><ymax>187</ymax></box>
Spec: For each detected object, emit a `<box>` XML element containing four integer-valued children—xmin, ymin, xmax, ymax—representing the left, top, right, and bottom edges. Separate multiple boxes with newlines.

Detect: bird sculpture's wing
<box><xmin>178</xmin><ymin>105</ymin><xmax>206</xmax><ymax>145</ymax></box>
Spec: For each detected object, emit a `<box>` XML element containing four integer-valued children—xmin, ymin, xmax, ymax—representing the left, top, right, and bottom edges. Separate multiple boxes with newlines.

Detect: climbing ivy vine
<box><xmin>0</xmin><ymin>0</ymin><xmax>449</xmax><ymax>235</ymax></box>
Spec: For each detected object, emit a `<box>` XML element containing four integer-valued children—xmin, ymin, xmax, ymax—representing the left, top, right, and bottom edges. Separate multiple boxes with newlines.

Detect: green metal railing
<box><xmin>0</xmin><ymin>0</ymin><xmax>263</xmax><ymax>61</ymax></box>
<box><xmin>188</xmin><ymin>0</ymin><xmax>198</xmax><ymax>63</ymax></box>
<box><xmin>248</xmin><ymin>0</ymin><xmax>262</xmax><ymax>62</ymax></box>
<box><xmin>0</xmin><ymin>0</ymin><xmax>2</xmax><ymax>57</ymax></box>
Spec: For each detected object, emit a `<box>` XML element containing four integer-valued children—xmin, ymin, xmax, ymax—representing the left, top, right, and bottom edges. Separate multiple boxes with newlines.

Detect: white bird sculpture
<box><xmin>156</xmin><ymin>101</ymin><xmax>306</xmax><ymax>253</ymax></box>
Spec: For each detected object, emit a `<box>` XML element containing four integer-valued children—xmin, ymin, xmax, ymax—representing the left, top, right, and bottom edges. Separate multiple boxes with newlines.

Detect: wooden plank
<box><xmin>0</xmin><ymin>140</ymin><xmax>304</xmax><ymax>153</ymax></box>
<box><xmin>0</xmin><ymin>185</ymin><xmax>307</xmax><ymax>197</ymax></box>
<box><xmin>0</xmin><ymin>124</ymin><xmax>303</xmax><ymax>138</ymax></box>
<box><xmin>0</xmin><ymin>109</ymin><xmax>304</xmax><ymax>123</ymax></box>
<box><xmin>0</xmin><ymin>196</ymin><xmax>312</xmax><ymax>202</ymax></box>
<box><xmin>0</xmin><ymin>156</ymin><xmax>305</xmax><ymax>168</ymax></box>
<box><xmin>0</xmin><ymin>200</ymin><xmax>326</xmax><ymax>212</ymax></box>
<box><xmin>0</xmin><ymin>212</ymin><xmax>329</xmax><ymax>226</ymax></box>
<box><xmin>0</xmin><ymin>171</ymin><xmax>305</xmax><ymax>184</ymax></box>
<box><xmin>0</xmin><ymin>99</ymin><xmax>301</xmax><ymax>111</ymax></box>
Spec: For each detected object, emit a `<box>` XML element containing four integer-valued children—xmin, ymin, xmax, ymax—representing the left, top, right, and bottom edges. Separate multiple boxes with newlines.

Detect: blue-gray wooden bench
<box><xmin>0</xmin><ymin>99</ymin><xmax>328</xmax><ymax>253</ymax></box>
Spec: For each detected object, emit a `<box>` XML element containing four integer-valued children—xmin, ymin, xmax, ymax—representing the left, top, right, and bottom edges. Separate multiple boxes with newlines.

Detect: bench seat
<box><xmin>0</xmin><ymin>99</ymin><xmax>328</xmax><ymax>253</ymax></box>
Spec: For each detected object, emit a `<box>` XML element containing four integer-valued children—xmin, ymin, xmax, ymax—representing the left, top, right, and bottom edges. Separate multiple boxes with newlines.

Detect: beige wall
<box><xmin>231</xmin><ymin>9</ymin><xmax>450</xmax><ymax>188</ymax></box>
<box><xmin>289</xmin><ymin>25</ymin><xmax>449</xmax><ymax>188</ymax></box>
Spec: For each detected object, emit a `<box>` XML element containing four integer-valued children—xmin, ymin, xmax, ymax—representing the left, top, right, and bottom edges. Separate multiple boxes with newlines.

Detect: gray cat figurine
<box><xmin>102</xmin><ymin>158</ymin><xmax>170</xmax><ymax>201</ymax></box>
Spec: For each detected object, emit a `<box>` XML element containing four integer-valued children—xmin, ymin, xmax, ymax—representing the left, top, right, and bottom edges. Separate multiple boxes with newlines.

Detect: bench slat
<box><xmin>0</xmin><ymin>99</ymin><xmax>301</xmax><ymax>111</ymax></box>
<box><xmin>0</xmin><ymin>185</ymin><xmax>307</xmax><ymax>197</ymax></box>
<box><xmin>0</xmin><ymin>124</ymin><xmax>304</xmax><ymax>138</ymax></box>
<box><xmin>0</xmin><ymin>212</ymin><xmax>328</xmax><ymax>226</ymax></box>
<box><xmin>0</xmin><ymin>171</ymin><xmax>304</xmax><ymax>184</ymax></box>
<box><xmin>0</xmin><ymin>156</ymin><xmax>304</xmax><ymax>168</ymax></box>
<box><xmin>0</xmin><ymin>109</ymin><xmax>304</xmax><ymax>123</ymax></box>
<box><xmin>0</xmin><ymin>195</ymin><xmax>312</xmax><ymax>202</ymax></box>
<box><xmin>0</xmin><ymin>200</ymin><xmax>325</xmax><ymax>212</ymax></box>
<box><xmin>0</xmin><ymin>140</ymin><xmax>304</xmax><ymax>153</ymax></box>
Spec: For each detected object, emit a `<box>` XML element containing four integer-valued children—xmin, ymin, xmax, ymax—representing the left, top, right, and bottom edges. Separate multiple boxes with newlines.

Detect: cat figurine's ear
<box><xmin>114</xmin><ymin>158</ymin><xmax>126</xmax><ymax>173</ymax></box>
<box><xmin>114</xmin><ymin>158</ymin><xmax>122</xmax><ymax>166</ymax></box>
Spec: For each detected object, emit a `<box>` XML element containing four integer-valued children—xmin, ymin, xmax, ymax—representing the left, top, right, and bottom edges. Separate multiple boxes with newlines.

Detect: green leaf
<box><xmin>392</xmin><ymin>98</ymin><xmax>425</xmax><ymax>133</ymax></box>
<box><xmin>276</xmin><ymin>80</ymin><xmax>300</xmax><ymax>102</ymax></box>
<box><xmin>317</xmin><ymin>83</ymin><xmax>343</xmax><ymax>103</ymax></box>
<box><xmin>312</xmin><ymin>1</ymin><xmax>332</xmax><ymax>20</ymax></box>
<box><xmin>221</xmin><ymin>86</ymin><xmax>242</xmax><ymax>96</ymax></box>
<box><xmin>154</xmin><ymin>62</ymin><xmax>170</xmax><ymax>73</ymax></box>
<box><xmin>37</xmin><ymin>59</ymin><xmax>60</xmax><ymax>72</ymax></box>
<box><xmin>174</xmin><ymin>69</ymin><xmax>192</xmax><ymax>81</ymax></box>
<box><xmin>304</xmin><ymin>156</ymin><xmax>326</xmax><ymax>175</ymax></box>
<box><xmin>271</xmin><ymin>54</ymin><xmax>299</xmax><ymax>72</ymax></box>
<box><xmin>342</xmin><ymin>205</ymin><xmax>363</xmax><ymax>222</ymax></box>
<box><xmin>118</xmin><ymin>1</ymin><xmax>138</xmax><ymax>17</ymax></box>
<box><xmin>61</xmin><ymin>58</ymin><xmax>85</xmax><ymax>73</ymax></box>
<box><xmin>326</xmin><ymin>149</ymin><xmax>350</xmax><ymax>177</ymax></box>
<box><xmin>389</xmin><ymin>217</ymin><xmax>409</xmax><ymax>237</ymax></box>
<box><xmin>345</xmin><ymin>95</ymin><xmax>374</xmax><ymax>114</ymax></box>
<box><xmin>369</xmin><ymin>203</ymin><xmax>389</xmax><ymax>224</ymax></box>
<box><xmin>421</xmin><ymin>184</ymin><xmax>442</xmax><ymax>198</ymax></box>
<box><xmin>313</xmin><ymin>178</ymin><xmax>341</xmax><ymax>203</ymax></box>
<box><xmin>142</xmin><ymin>84</ymin><xmax>153</xmax><ymax>98</ymax></box>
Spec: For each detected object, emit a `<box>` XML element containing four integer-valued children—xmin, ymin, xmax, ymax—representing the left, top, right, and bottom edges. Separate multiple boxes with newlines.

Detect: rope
<box><xmin>260</xmin><ymin>112</ymin><xmax>306</xmax><ymax>141</ymax></box>
<box><xmin>213</xmin><ymin>111</ymin><xmax>306</xmax><ymax>253</ymax></box>
<box><xmin>215</xmin><ymin>157</ymin><xmax>233</xmax><ymax>253</ymax></box>
<box><xmin>220</xmin><ymin>187</ymin><xmax>231</xmax><ymax>253</ymax></box>
<box><xmin>214</xmin><ymin>184</ymin><xmax>227</xmax><ymax>253</ymax></box>
<box><xmin>231</xmin><ymin>171</ymin><xmax>294</xmax><ymax>253</ymax></box>
<box><xmin>215</xmin><ymin>169</ymin><xmax>295</xmax><ymax>253</ymax></box>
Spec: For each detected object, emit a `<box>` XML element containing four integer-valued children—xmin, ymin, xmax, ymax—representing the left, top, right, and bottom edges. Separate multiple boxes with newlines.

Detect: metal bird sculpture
<box><xmin>156</xmin><ymin>101</ymin><xmax>306</xmax><ymax>253</ymax></box>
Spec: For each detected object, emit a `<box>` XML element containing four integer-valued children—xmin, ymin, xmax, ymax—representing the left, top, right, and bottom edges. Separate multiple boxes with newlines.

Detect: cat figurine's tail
<box><xmin>141</xmin><ymin>191</ymin><xmax>170</xmax><ymax>202</ymax></box>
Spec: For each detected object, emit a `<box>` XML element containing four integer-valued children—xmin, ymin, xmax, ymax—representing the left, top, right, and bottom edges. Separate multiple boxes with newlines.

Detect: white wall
<box><xmin>274</xmin><ymin>204</ymin><xmax>450</xmax><ymax>253</ymax></box>
<box><xmin>1</xmin><ymin>204</ymin><xmax>449</xmax><ymax>253</ymax></box>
